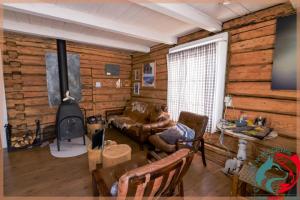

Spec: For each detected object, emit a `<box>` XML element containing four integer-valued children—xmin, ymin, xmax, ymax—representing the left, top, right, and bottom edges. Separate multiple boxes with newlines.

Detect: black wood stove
<box><xmin>55</xmin><ymin>39</ymin><xmax>85</xmax><ymax>151</ymax></box>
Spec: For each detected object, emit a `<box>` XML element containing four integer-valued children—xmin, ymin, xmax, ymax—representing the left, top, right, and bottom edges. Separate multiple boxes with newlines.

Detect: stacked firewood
<box><xmin>10</xmin><ymin>132</ymin><xmax>36</xmax><ymax>148</ymax></box>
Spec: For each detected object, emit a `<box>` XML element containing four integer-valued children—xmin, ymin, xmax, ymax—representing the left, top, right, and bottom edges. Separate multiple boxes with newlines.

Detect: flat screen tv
<box><xmin>271</xmin><ymin>14</ymin><xmax>297</xmax><ymax>90</ymax></box>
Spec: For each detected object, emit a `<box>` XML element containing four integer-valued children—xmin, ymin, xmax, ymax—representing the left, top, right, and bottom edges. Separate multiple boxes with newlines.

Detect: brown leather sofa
<box><xmin>106</xmin><ymin>101</ymin><xmax>170</xmax><ymax>150</ymax></box>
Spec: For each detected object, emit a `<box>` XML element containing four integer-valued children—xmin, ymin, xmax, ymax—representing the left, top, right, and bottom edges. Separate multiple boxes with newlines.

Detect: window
<box><xmin>167</xmin><ymin>33</ymin><xmax>228</xmax><ymax>133</ymax></box>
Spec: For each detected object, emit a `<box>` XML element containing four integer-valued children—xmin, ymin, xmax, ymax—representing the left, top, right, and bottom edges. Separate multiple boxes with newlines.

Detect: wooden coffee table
<box><xmin>87</xmin><ymin>140</ymin><xmax>117</xmax><ymax>172</ymax></box>
<box><xmin>102</xmin><ymin>144</ymin><xmax>132</xmax><ymax>168</ymax></box>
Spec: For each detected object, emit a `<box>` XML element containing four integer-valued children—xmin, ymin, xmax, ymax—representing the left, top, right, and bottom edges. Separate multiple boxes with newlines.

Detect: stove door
<box><xmin>59</xmin><ymin>117</ymin><xmax>84</xmax><ymax>140</ymax></box>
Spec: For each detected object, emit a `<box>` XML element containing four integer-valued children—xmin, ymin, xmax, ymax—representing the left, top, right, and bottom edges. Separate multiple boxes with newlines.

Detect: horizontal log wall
<box><xmin>131</xmin><ymin>3</ymin><xmax>298</xmax><ymax>162</ymax></box>
<box><xmin>3</xmin><ymin>32</ymin><xmax>131</xmax><ymax>136</ymax></box>
<box><xmin>224</xmin><ymin>3</ymin><xmax>298</xmax><ymax>139</ymax></box>
<box><xmin>132</xmin><ymin>44</ymin><xmax>169</xmax><ymax>105</ymax></box>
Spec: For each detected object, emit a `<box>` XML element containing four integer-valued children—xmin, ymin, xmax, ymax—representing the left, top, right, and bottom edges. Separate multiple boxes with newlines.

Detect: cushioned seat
<box><xmin>148</xmin><ymin>111</ymin><xmax>208</xmax><ymax>166</ymax></box>
<box><xmin>92</xmin><ymin>153</ymin><xmax>149</xmax><ymax>196</ymax></box>
<box><xmin>148</xmin><ymin>134</ymin><xmax>176</xmax><ymax>153</ymax></box>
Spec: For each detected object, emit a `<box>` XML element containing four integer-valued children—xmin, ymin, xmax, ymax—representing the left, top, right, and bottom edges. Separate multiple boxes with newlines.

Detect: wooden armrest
<box><xmin>147</xmin><ymin>151</ymin><xmax>169</xmax><ymax>161</ymax></box>
<box><xmin>105</xmin><ymin>107</ymin><xmax>125</xmax><ymax>119</ymax></box>
<box><xmin>150</xmin><ymin>127</ymin><xmax>169</xmax><ymax>134</ymax></box>
<box><xmin>153</xmin><ymin>127</ymin><xmax>169</xmax><ymax>131</ymax></box>
<box><xmin>147</xmin><ymin>151</ymin><xmax>162</xmax><ymax>161</ymax></box>
<box><xmin>143</xmin><ymin>119</ymin><xmax>172</xmax><ymax>134</ymax></box>
<box><xmin>176</xmin><ymin>137</ymin><xmax>202</xmax><ymax>144</ymax></box>
<box><xmin>175</xmin><ymin>137</ymin><xmax>203</xmax><ymax>151</ymax></box>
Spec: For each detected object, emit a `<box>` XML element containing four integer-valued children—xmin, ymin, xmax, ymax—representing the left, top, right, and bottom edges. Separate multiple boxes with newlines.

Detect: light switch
<box><xmin>224</xmin><ymin>95</ymin><xmax>232</xmax><ymax>107</ymax></box>
<box><xmin>95</xmin><ymin>82</ymin><xmax>101</xmax><ymax>88</ymax></box>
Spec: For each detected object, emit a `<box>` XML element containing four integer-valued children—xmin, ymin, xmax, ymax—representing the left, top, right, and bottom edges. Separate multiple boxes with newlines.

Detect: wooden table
<box><xmin>87</xmin><ymin>140</ymin><xmax>117</xmax><ymax>172</ymax></box>
<box><xmin>217</xmin><ymin>122</ymin><xmax>278</xmax><ymax>173</ymax></box>
<box><xmin>102</xmin><ymin>144</ymin><xmax>132</xmax><ymax>168</ymax></box>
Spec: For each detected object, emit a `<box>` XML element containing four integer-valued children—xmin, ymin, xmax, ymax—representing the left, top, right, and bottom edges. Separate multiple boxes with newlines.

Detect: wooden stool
<box><xmin>87</xmin><ymin>140</ymin><xmax>117</xmax><ymax>172</ymax></box>
<box><xmin>102</xmin><ymin>144</ymin><xmax>131</xmax><ymax>168</ymax></box>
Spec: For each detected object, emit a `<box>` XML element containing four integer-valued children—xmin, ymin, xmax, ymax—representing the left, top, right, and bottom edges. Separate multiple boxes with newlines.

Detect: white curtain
<box><xmin>167</xmin><ymin>43</ymin><xmax>217</xmax><ymax>132</ymax></box>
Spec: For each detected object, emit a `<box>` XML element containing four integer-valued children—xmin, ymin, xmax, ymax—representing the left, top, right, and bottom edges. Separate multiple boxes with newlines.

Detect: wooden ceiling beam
<box><xmin>130</xmin><ymin>1</ymin><xmax>222</xmax><ymax>32</ymax></box>
<box><xmin>290</xmin><ymin>0</ymin><xmax>300</xmax><ymax>9</ymax></box>
<box><xmin>3</xmin><ymin>3</ymin><xmax>177</xmax><ymax>45</ymax></box>
<box><xmin>4</xmin><ymin>16</ymin><xmax>150</xmax><ymax>52</ymax></box>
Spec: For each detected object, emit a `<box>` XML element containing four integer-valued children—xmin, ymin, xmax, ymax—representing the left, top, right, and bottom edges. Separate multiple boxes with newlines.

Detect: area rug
<box><xmin>49</xmin><ymin>136</ymin><xmax>90</xmax><ymax>158</ymax></box>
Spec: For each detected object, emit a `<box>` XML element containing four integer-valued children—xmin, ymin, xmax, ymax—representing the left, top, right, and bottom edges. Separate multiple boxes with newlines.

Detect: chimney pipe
<box><xmin>56</xmin><ymin>39</ymin><xmax>69</xmax><ymax>101</ymax></box>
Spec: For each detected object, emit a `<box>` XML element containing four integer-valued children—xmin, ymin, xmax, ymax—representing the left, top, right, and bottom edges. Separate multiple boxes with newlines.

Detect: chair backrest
<box><xmin>117</xmin><ymin>148</ymin><xmax>194</xmax><ymax>200</ymax></box>
<box><xmin>178</xmin><ymin>111</ymin><xmax>208</xmax><ymax>151</ymax></box>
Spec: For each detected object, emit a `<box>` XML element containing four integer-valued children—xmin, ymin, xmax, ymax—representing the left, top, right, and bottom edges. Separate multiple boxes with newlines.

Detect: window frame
<box><xmin>168</xmin><ymin>32</ymin><xmax>229</xmax><ymax>133</ymax></box>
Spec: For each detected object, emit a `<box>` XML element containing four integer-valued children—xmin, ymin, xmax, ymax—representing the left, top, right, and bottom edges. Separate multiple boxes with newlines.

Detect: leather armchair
<box><xmin>148</xmin><ymin>111</ymin><xmax>208</xmax><ymax>166</ymax></box>
<box><xmin>92</xmin><ymin>148</ymin><xmax>194</xmax><ymax>198</ymax></box>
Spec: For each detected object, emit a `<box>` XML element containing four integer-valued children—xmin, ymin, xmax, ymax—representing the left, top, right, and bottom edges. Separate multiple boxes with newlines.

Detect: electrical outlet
<box><xmin>95</xmin><ymin>82</ymin><xmax>101</xmax><ymax>88</ymax></box>
<box><xmin>224</xmin><ymin>95</ymin><xmax>232</xmax><ymax>107</ymax></box>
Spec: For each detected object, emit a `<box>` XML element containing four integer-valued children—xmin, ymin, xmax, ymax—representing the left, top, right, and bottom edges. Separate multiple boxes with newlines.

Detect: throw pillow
<box><xmin>158</xmin><ymin>127</ymin><xmax>184</xmax><ymax>145</ymax></box>
<box><xmin>175</xmin><ymin>123</ymin><xmax>195</xmax><ymax>147</ymax></box>
<box><xmin>110</xmin><ymin>181</ymin><xmax>118</xmax><ymax>196</ymax></box>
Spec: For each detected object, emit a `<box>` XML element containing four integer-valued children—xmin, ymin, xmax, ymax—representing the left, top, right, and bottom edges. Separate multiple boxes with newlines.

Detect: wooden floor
<box><xmin>3</xmin><ymin>128</ymin><xmax>231</xmax><ymax>197</ymax></box>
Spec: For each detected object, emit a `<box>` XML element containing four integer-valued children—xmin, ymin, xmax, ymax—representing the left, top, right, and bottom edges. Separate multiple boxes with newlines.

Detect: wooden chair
<box><xmin>92</xmin><ymin>148</ymin><xmax>194</xmax><ymax>199</ymax></box>
<box><xmin>148</xmin><ymin>111</ymin><xmax>208</xmax><ymax>166</ymax></box>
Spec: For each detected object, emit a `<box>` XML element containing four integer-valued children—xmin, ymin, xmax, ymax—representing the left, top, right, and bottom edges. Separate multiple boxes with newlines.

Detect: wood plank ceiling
<box><xmin>3</xmin><ymin>0</ymin><xmax>287</xmax><ymax>52</ymax></box>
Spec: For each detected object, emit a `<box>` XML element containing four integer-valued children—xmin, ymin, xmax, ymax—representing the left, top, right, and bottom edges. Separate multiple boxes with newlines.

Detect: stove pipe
<box><xmin>56</xmin><ymin>39</ymin><xmax>69</xmax><ymax>101</ymax></box>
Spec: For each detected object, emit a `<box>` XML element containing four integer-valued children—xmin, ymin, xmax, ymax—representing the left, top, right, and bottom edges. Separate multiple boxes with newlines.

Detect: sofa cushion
<box><xmin>108</xmin><ymin>115</ymin><xmax>137</xmax><ymax>130</ymax></box>
<box><xmin>149</xmin><ymin>110</ymin><xmax>162</xmax><ymax>122</ymax></box>
<box><xmin>132</xmin><ymin>101</ymin><xmax>148</xmax><ymax>113</ymax></box>
<box><xmin>127</xmin><ymin>111</ymin><xmax>149</xmax><ymax>123</ymax></box>
<box><xmin>176</xmin><ymin>123</ymin><xmax>195</xmax><ymax>140</ymax></box>
<box><xmin>124</xmin><ymin>101</ymin><xmax>150</xmax><ymax>123</ymax></box>
<box><xmin>148</xmin><ymin>104</ymin><xmax>170</xmax><ymax>123</ymax></box>
<box><xmin>175</xmin><ymin>123</ymin><xmax>195</xmax><ymax>147</ymax></box>
<box><xmin>156</xmin><ymin>123</ymin><xmax>195</xmax><ymax>147</ymax></box>
<box><xmin>125</xmin><ymin>101</ymin><xmax>148</xmax><ymax>115</ymax></box>
<box><xmin>158</xmin><ymin>127</ymin><xmax>184</xmax><ymax>145</ymax></box>
<box><xmin>110</xmin><ymin>181</ymin><xmax>118</xmax><ymax>196</ymax></box>
<box><xmin>146</xmin><ymin>104</ymin><xmax>159</xmax><ymax>121</ymax></box>
<box><xmin>148</xmin><ymin>134</ymin><xmax>177</xmax><ymax>153</ymax></box>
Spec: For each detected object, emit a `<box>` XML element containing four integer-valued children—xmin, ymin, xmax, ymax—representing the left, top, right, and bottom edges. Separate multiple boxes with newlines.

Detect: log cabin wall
<box><xmin>3</xmin><ymin>32</ymin><xmax>132</xmax><ymax>136</ymax></box>
<box><xmin>131</xmin><ymin>3</ymin><xmax>298</xmax><ymax>164</ymax></box>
